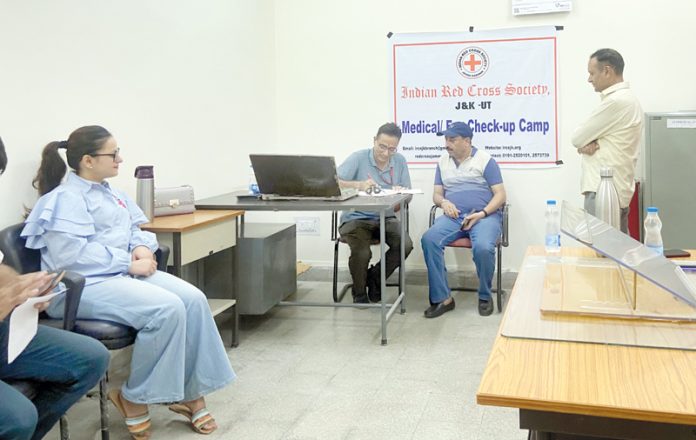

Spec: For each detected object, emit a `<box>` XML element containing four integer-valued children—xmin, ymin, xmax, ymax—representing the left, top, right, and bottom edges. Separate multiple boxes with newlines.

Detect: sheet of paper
<box><xmin>675</xmin><ymin>260</ymin><xmax>696</xmax><ymax>269</ymax></box>
<box><xmin>7</xmin><ymin>291</ymin><xmax>63</xmax><ymax>364</ymax></box>
<box><xmin>358</xmin><ymin>188</ymin><xmax>424</xmax><ymax>197</ymax></box>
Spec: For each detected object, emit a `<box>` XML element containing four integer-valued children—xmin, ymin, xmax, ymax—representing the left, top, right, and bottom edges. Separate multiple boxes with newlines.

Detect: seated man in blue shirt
<box><xmin>337</xmin><ymin>123</ymin><xmax>413</xmax><ymax>303</ymax></box>
<box><xmin>421</xmin><ymin>122</ymin><xmax>506</xmax><ymax>318</ymax></box>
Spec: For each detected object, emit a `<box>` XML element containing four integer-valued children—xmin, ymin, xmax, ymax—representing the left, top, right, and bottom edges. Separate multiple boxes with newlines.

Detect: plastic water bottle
<box><xmin>595</xmin><ymin>167</ymin><xmax>621</xmax><ymax>229</ymax></box>
<box><xmin>643</xmin><ymin>207</ymin><xmax>663</xmax><ymax>256</ymax></box>
<box><xmin>545</xmin><ymin>200</ymin><xmax>561</xmax><ymax>253</ymax></box>
<box><xmin>248</xmin><ymin>166</ymin><xmax>260</xmax><ymax>195</ymax></box>
<box><xmin>134</xmin><ymin>165</ymin><xmax>154</xmax><ymax>221</ymax></box>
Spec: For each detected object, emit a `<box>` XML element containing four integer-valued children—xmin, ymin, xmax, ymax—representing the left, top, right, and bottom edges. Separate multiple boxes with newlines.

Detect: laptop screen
<box><xmin>249</xmin><ymin>154</ymin><xmax>343</xmax><ymax>197</ymax></box>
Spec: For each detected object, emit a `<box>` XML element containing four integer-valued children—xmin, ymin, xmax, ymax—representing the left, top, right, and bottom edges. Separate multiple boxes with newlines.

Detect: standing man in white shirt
<box><xmin>572</xmin><ymin>48</ymin><xmax>643</xmax><ymax>233</ymax></box>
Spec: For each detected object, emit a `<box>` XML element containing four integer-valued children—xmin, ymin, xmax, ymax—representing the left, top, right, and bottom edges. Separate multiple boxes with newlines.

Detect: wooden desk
<box><xmin>477</xmin><ymin>246</ymin><xmax>696</xmax><ymax>439</ymax></box>
<box><xmin>142</xmin><ymin>210</ymin><xmax>244</xmax><ymax>347</ymax></box>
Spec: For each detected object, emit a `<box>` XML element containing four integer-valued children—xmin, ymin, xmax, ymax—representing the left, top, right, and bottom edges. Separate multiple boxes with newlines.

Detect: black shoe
<box><xmin>478</xmin><ymin>299</ymin><xmax>494</xmax><ymax>316</ymax></box>
<box><xmin>424</xmin><ymin>299</ymin><xmax>455</xmax><ymax>318</ymax></box>
<box><xmin>367</xmin><ymin>272</ymin><xmax>382</xmax><ymax>302</ymax></box>
<box><xmin>353</xmin><ymin>294</ymin><xmax>369</xmax><ymax>304</ymax></box>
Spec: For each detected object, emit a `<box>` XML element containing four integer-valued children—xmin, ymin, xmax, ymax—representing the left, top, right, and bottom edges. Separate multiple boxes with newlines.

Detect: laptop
<box><xmin>249</xmin><ymin>154</ymin><xmax>358</xmax><ymax>201</ymax></box>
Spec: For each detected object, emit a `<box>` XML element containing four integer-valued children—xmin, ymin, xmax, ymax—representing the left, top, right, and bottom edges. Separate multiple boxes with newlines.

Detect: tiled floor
<box><xmin>51</xmin><ymin>270</ymin><xmax>526</xmax><ymax>440</ymax></box>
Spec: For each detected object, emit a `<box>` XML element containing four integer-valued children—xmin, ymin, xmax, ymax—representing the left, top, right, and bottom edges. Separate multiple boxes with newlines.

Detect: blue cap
<box><xmin>547</xmin><ymin>200</ymin><xmax>556</xmax><ymax>205</ymax></box>
<box><xmin>436</xmin><ymin>121</ymin><xmax>473</xmax><ymax>139</ymax></box>
<box><xmin>647</xmin><ymin>207</ymin><xmax>658</xmax><ymax>213</ymax></box>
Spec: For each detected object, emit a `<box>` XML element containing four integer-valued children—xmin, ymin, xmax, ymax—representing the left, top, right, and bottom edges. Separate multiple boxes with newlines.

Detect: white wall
<box><xmin>272</xmin><ymin>0</ymin><xmax>696</xmax><ymax>271</ymax></box>
<box><xmin>2</xmin><ymin>0</ymin><xmax>694</xmax><ymax>274</ymax></box>
<box><xmin>0</xmin><ymin>0</ymin><xmax>275</xmax><ymax>225</ymax></box>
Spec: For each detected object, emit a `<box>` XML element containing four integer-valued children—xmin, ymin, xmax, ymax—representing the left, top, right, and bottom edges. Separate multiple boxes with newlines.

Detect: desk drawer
<box><xmin>157</xmin><ymin>219</ymin><xmax>237</xmax><ymax>267</ymax></box>
<box><xmin>180</xmin><ymin>221</ymin><xmax>236</xmax><ymax>265</ymax></box>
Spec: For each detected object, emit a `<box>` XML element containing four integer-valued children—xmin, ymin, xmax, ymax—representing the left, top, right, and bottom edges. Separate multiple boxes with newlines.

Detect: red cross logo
<box><xmin>463</xmin><ymin>54</ymin><xmax>482</xmax><ymax>72</ymax></box>
<box><xmin>456</xmin><ymin>47</ymin><xmax>489</xmax><ymax>79</ymax></box>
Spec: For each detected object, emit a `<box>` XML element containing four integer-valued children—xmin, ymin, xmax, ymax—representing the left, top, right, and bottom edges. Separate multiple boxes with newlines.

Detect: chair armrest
<box><xmin>429</xmin><ymin>205</ymin><xmax>438</xmax><ymax>227</ymax></box>
<box><xmin>60</xmin><ymin>271</ymin><xmax>85</xmax><ymax>332</ymax></box>
<box><xmin>155</xmin><ymin>245</ymin><xmax>170</xmax><ymax>272</ymax></box>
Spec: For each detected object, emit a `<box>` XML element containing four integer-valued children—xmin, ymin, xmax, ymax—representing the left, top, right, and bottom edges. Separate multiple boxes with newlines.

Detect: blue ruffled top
<box><xmin>22</xmin><ymin>173</ymin><xmax>158</xmax><ymax>285</ymax></box>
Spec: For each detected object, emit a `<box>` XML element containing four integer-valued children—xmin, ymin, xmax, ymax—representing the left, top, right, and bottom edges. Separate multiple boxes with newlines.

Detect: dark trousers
<box><xmin>338</xmin><ymin>218</ymin><xmax>413</xmax><ymax>296</ymax></box>
<box><xmin>0</xmin><ymin>322</ymin><xmax>110</xmax><ymax>440</ymax></box>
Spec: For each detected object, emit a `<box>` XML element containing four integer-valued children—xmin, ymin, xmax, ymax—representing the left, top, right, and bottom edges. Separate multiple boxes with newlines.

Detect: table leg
<box><xmin>173</xmin><ymin>232</ymin><xmax>182</xmax><ymax>277</ymax></box>
<box><xmin>400</xmin><ymin>199</ymin><xmax>406</xmax><ymax>315</ymax></box>
<box><xmin>380</xmin><ymin>209</ymin><xmax>387</xmax><ymax>345</ymax></box>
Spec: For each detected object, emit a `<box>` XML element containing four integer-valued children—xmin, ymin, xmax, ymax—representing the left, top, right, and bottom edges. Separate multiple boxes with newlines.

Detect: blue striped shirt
<box><xmin>434</xmin><ymin>147</ymin><xmax>502</xmax><ymax>218</ymax></box>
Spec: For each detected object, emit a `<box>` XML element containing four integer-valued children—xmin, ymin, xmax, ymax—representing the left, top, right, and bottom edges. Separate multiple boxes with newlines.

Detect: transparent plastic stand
<box><xmin>547</xmin><ymin>201</ymin><xmax>696</xmax><ymax>320</ymax></box>
<box><xmin>502</xmin><ymin>201</ymin><xmax>696</xmax><ymax>350</ymax></box>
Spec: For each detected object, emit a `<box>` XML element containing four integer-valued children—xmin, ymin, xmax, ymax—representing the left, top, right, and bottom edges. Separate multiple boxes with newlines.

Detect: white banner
<box><xmin>390</xmin><ymin>26</ymin><xmax>559</xmax><ymax>168</ymax></box>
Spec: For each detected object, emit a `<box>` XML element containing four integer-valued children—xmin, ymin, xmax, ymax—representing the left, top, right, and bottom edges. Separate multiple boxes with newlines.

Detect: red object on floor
<box><xmin>628</xmin><ymin>181</ymin><xmax>641</xmax><ymax>241</ymax></box>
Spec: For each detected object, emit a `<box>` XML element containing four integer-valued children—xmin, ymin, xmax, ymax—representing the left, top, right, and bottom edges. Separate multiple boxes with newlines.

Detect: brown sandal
<box><xmin>168</xmin><ymin>403</ymin><xmax>217</xmax><ymax>434</ymax></box>
<box><xmin>107</xmin><ymin>389</ymin><xmax>151</xmax><ymax>439</ymax></box>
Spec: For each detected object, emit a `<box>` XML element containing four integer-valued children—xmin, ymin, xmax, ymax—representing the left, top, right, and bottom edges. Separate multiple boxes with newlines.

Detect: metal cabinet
<box><xmin>644</xmin><ymin>112</ymin><xmax>696</xmax><ymax>248</ymax></box>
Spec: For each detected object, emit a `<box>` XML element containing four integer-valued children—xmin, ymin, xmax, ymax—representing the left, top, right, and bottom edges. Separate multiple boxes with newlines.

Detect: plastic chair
<box><xmin>0</xmin><ymin>223</ymin><xmax>169</xmax><ymax>440</ymax></box>
<box><xmin>427</xmin><ymin>204</ymin><xmax>509</xmax><ymax>312</ymax></box>
<box><xmin>330</xmin><ymin>206</ymin><xmax>409</xmax><ymax>302</ymax></box>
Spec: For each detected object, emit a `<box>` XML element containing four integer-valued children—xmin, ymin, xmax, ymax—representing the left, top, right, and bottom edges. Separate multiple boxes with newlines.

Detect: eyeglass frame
<box><xmin>89</xmin><ymin>148</ymin><xmax>121</xmax><ymax>160</ymax></box>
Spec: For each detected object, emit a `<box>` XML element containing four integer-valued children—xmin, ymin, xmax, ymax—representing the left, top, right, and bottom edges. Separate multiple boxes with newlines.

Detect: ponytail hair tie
<box><xmin>57</xmin><ymin>140</ymin><xmax>68</xmax><ymax>149</ymax></box>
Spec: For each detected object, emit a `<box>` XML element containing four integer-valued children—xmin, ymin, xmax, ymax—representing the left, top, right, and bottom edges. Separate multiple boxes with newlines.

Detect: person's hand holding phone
<box><xmin>1</xmin><ymin>271</ymin><xmax>54</xmax><ymax>318</ymax></box>
<box><xmin>461</xmin><ymin>209</ymin><xmax>486</xmax><ymax>231</ymax></box>
<box><xmin>35</xmin><ymin>270</ymin><xmax>65</xmax><ymax>311</ymax></box>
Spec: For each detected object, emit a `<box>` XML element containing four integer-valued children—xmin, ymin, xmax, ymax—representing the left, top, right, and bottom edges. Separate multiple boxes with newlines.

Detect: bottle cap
<box><xmin>546</xmin><ymin>200</ymin><xmax>556</xmax><ymax>205</ymax></box>
<box><xmin>134</xmin><ymin>165</ymin><xmax>154</xmax><ymax>179</ymax></box>
<box><xmin>647</xmin><ymin>206</ymin><xmax>659</xmax><ymax>213</ymax></box>
<box><xmin>600</xmin><ymin>167</ymin><xmax>614</xmax><ymax>177</ymax></box>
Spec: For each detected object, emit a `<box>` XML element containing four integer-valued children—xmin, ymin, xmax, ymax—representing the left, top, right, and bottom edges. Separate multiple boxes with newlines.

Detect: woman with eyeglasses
<box><xmin>22</xmin><ymin>126</ymin><xmax>234</xmax><ymax>439</ymax></box>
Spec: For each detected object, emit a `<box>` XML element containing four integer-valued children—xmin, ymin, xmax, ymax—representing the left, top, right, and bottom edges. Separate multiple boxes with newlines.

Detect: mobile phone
<box><xmin>41</xmin><ymin>270</ymin><xmax>66</xmax><ymax>295</ymax></box>
<box><xmin>664</xmin><ymin>249</ymin><xmax>691</xmax><ymax>258</ymax></box>
<box><xmin>460</xmin><ymin>209</ymin><xmax>477</xmax><ymax>230</ymax></box>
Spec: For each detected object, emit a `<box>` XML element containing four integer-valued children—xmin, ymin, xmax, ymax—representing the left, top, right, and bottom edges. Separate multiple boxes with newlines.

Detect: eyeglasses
<box><xmin>90</xmin><ymin>148</ymin><xmax>121</xmax><ymax>160</ymax></box>
<box><xmin>376</xmin><ymin>144</ymin><xmax>398</xmax><ymax>153</ymax></box>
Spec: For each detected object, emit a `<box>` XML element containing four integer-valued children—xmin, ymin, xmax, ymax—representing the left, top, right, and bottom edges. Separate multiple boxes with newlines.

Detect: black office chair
<box><xmin>1</xmin><ymin>225</ymin><xmax>85</xmax><ymax>440</ymax></box>
<box><xmin>0</xmin><ymin>223</ymin><xmax>169</xmax><ymax>440</ymax></box>
<box><xmin>330</xmin><ymin>206</ymin><xmax>409</xmax><ymax>303</ymax></box>
<box><xmin>427</xmin><ymin>203</ymin><xmax>509</xmax><ymax>312</ymax></box>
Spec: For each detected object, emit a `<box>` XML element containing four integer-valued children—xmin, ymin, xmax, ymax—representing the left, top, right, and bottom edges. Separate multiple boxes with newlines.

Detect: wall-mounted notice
<box><xmin>512</xmin><ymin>0</ymin><xmax>572</xmax><ymax>16</ymax></box>
<box><xmin>390</xmin><ymin>26</ymin><xmax>559</xmax><ymax>168</ymax></box>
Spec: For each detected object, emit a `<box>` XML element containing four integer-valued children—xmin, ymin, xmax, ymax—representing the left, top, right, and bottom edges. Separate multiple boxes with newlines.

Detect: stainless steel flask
<box><xmin>595</xmin><ymin>167</ymin><xmax>621</xmax><ymax>230</ymax></box>
<box><xmin>134</xmin><ymin>165</ymin><xmax>155</xmax><ymax>221</ymax></box>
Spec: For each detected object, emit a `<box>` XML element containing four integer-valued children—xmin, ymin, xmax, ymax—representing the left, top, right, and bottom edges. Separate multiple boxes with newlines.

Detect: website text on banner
<box><xmin>390</xmin><ymin>26</ymin><xmax>559</xmax><ymax>168</ymax></box>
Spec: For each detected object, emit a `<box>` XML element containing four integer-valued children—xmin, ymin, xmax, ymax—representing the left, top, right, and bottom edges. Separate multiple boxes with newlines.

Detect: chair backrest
<box><xmin>0</xmin><ymin>223</ymin><xmax>42</xmax><ymax>273</ymax></box>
